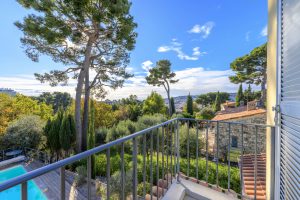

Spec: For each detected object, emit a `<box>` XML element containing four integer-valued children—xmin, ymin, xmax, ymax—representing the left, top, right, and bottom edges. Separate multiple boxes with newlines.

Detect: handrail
<box><xmin>0</xmin><ymin>118</ymin><xmax>177</xmax><ymax>192</ymax></box>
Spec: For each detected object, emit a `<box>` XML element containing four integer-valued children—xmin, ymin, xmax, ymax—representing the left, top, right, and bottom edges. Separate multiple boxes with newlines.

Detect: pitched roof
<box><xmin>212</xmin><ymin>107</ymin><xmax>266</xmax><ymax>121</ymax></box>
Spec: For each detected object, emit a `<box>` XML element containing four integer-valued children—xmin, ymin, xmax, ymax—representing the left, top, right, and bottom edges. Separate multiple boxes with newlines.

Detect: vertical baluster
<box><xmin>106</xmin><ymin>148</ymin><xmax>110</xmax><ymax>199</ymax></box>
<box><xmin>156</xmin><ymin>128</ymin><xmax>159</xmax><ymax>198</ymax></box>
<box><xmin>216</xmin><ymin>121</ymin><xmax>219</xmax><ymax>187</ymax></box>
<box><xmin>206</xmin><ymin>121</ymin><xmax>209</xmax><ymax>183</ymax></box>
<box><xmin>255</xmin><ymin>126</ymin><xmax>258</xmax><ymax>200</ymax></box>
<box><xmin>21</xmin><ymin>182</ymin><xmax>28</xmax><ymax>200</ymax></box>
<box><xmin>87</xmin><ymin>156</ymin><xmax>91</xmax><ymax>200</ymax></box>
<box><xmin>241</xmin><ymin>124</ymin><xmax>244</xmax><ymax>200</ymax></box>
<box><xmin>60</xmin><ymin>167</ymin><xmax>65</xmax><ymax>200</ymax></box>
<box><xmin>196</xmin><ymin>121</ymin><xmax>199</xmax><ymax>181</ymax></box>
<box><xmin>132</xmin><ymin>138</ymin><xmax>138</xmax><ymax>200</ymax></box>
<box><xmin>142</xmin><ymin>135</ymin><xmax>146</xmax><ymax>198</ymax></box>
<box><xmin>150</xmin><ymin>131</ymin><xmax>153</xmax><ymax>200</ymax></box>
<box><xmin>166</xmin><ymin>125</ymin><xmax>169</xmax><ymax>183</ymax></box>
<box><xmin>187</xmin><ymin>120</ymin><xmax>190</xmax><ymax>177</ymax></box>
<box><xmin>162</xmin><ymin>125</ymin><xmax>165</xmax><ymax>190</ymax></box>
<box><xmin>228</xmin><ymin>123</ymin><xmax>231</xmax><ymax>192</ymax></box>
<box><xmin>170</xmin><ymin>121</ymin><xmax>173</xmax><ymax>184</ymax></box>
<box><xmin>121</xmin><ymin>142</ymin><xmax>125</xmax><ymax>200</ymax></box>
<box><xmin>176</xmin><ymin>119</ymin><xmax>180</xmax><ymax>182</ymax></box>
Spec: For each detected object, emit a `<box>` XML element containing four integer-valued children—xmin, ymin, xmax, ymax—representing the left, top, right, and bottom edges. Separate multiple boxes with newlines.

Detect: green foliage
<box><xmin>142</xmin><ymin>92</ymin><xmax>167</xmax><ymax>115</ymax></box>
<box><xmin>196</xmin><ymin>107</ymin><xmax>215</xmax><ymax>120</ymax></box>
<box><xmin>213</xmin><ymin>91</ymin><xmax>221</xmax><ymax>112</ymax></box>
<box><xmin>95</xmin><ymin>127</ymin><xmax>109</xmax><ymax>146</ymax></box>
<box><xmin>88</xmin><ymin>100</ymin><xmax>95</xmax><ymax>150</ymax></box>
<box><xmin>170</xmin><ymin>97</ymin><xmax>176</xmax><ymax>115</ymax></box>
<box><xmin>179</xmin><ymin>124</ymin><xmax>205</xmax><ymax>158</ymax></box>
<box><xmin>74</xmin><ymin>165</ymin><xmax>87</xmax><ymax>187</ymax></box>
<box><xmin>236</xmin><ymin>84</ymin><xmax>244</xmax><ymax>107</ymax></box>
<box><xmin>196</xmin><ymin>92</ymin><xmax>230</xmax><ymax>107</ymax></box>
<box><xmin>110</xmin><ymin>170</ymin><xmax>133</xmax><ymax>199</ymax></box>
<box><xmin>229</xmin><ymin>43</ymin><xmax>267</xmax><ymax>103</ymax></box>
<box><xmin>145</xmin><ymin>60</ymin><xmax>178</xmax><ymax>116</ymax></box>
<box><xmin>186</xmin><ymin>93</ymin><xmax>194</xmax><ymax>115</ymax></box>
<box><xmin>34</xmin><ymin>92</ymin><xmax>72</xmax><ymax>113</ymax></box>
<box><xmin>137</xmin><ymin>182</ymin><xmax>151</xmax><ymax>197</ymax></box>
<box><xmin>1</xmin><ymin>115</ymin><xmax>45</xmax><ymax>149</ymax></box>
<box><xmin>93</xmin><ymin>153</ymin><xmax>241</xmax><ymax>194</ymax></box>
<box><xmin>0</xmin><ymin>94</ymin><xmax>53</xmax><ymax>134</ymax></box>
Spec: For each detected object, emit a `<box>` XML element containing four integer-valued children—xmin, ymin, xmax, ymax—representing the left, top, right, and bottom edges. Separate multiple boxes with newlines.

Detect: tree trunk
<box><xmin>167</xmin><ymin>91</ymin><xmax>172</xmax><ymax>117</ymax></box>
<box><xmin>82</xmin><ymin>68</ymin><xmax>90</xmax><ymax>151</ymax></box>
<box><xmin>75</xmin><ymin>39</ymin><xmax>93</xmax><ymax>153</ymax></box>
<box><xmin>75</xmin><ymin>69</ymin><xmax>84</xmax><ymax>153</ymax></box>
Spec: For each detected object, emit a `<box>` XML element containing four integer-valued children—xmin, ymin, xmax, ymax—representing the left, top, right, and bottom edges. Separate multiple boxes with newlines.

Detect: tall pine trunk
<box><xmin>261</xmin><ymin>71</ymin><xmax>267</xmax><ymax>107</ymax></box>
<box><xmin>75</xmin><ymin>39</ymin><xmax>93</xmax><ymax>153</ymax></box>
<box><xmin>82</xmin><ymin>68</ymin><xmax>90</xmax><ymax>151</ymax></box>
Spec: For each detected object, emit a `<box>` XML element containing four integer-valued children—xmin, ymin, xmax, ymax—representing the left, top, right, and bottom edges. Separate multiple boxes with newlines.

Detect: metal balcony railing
<box><xmin>0</xmin><ymin>118</ymin><xmax>275</xmax><ymax>200</ymax></box>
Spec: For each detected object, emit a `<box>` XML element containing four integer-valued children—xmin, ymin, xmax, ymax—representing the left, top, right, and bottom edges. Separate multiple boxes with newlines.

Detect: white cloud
<box><xmin>188</xmin><ymin>22</ymin><xmax>215</xmax><ymax>38</ymax></box>
<box><xmin>157</xmin><ymin>40</ymin><xmax>206</xmax><ymax>61</ymax></box>
<box><xmin>141</xmin><ymin>60</ymin><xmax>153</xmax><ymax>71</ymax></box>
<box><xmin>1</xmin><ymin>67</ymin><xmax>241</xmax><ymax>100</ymax></box>
<box><xmin>261</xmin><ymin>25</ymin><xmax>267</xmax><ymax>37</ymax></box>
<box><xmin>245</xmin><ymin>31</ymin><xmax>250</xmax><ymax>42</ymax></box>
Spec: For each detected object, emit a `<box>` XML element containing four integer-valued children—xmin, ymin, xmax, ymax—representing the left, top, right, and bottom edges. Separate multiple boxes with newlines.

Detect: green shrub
<box><xmin>196</xmin><ymin>107</ymin><xmax>215</xmax><ymax>120</ymax></box>
<box><xmin>75</xmin><ymin>165</ymin><xmax>87</xmax><ymax>186</ymax></box>
<box><xmin>95</xmin><ymin>127</ymin><xmax>108</xmax><ymax>146</ymax></box>
<box><xmin>1</xmin><ymin>115</ymin><xmax>45</xmax><ymax>149</ymax></box>
<box><xmin>137</xmin><ymin>182</ymin><xmax>151</xmax><ymax>197</ymax></box>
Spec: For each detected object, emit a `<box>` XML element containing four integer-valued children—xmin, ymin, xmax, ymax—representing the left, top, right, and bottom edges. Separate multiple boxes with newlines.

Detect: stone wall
<box><xmin>208</xmin><ymin>113</ymin><xmax>266</xmax><ymax>161</ymax></box>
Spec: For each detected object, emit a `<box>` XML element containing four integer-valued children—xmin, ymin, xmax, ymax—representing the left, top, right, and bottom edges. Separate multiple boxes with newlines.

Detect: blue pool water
<box><xmin>0</xmin><ymin>165</ymin><xmax>47</xmax><ymax>200</ymax></box>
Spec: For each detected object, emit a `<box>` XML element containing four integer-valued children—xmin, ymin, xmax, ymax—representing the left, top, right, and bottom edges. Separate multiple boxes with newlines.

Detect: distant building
<box><xmin>0</xmin><ymin>88</ymin><xmax>17</xmax><ymax>96</ymax></box>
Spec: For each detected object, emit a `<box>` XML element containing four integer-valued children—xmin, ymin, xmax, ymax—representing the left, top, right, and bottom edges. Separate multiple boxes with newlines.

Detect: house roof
<box><xmin>212</xmin><ymin>107</ymin><xmax>266</xmax><ymax>121</ymax></box>
<box><xmin>240</xmin><ymin>154</ymin><xmax>266</xmax><ymax>200</ymax></box>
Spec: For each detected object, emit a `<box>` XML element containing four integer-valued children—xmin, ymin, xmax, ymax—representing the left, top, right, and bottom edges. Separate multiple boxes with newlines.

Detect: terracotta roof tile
<box><xmin>212</xmin><ymin>108</ymin><xmax>266</xmax><ymax>121</ymax></box>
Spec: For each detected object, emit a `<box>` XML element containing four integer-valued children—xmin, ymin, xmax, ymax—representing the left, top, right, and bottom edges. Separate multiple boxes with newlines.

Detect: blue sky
<box><xmin>0</xmin><ymin>0</ymin><xmax>267</xmax><ymax>99</ymax></box>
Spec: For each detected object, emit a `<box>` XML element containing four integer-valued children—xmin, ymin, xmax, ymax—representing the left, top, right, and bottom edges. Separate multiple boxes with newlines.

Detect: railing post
<box><xmin>269</xmin><ymin>127</ymin><xmax>275</xmax><ymax>200</ymax></box>
<box><xmin>132</xmin><ymin>138</ymin><xmax>138</xmax><ymax>200</ymax></box>
<box><xmin>142</xmin><ymin>135</ymin><xmax>146</xmax><ymax>198</ymax></box>
<box><xmin>60</xmin><ymin>167</ymin><xmax>65</xmax><ymax>200</ymax></box>
<box><xmin>196</xmin><ymin>121</ymin><xmax>199</xmax><ymax>181</ymax></box>
<box><xmin>216</xmin><ymin>121</ymin><xmax>219</xmax><ymax>187</ymax></box>
<box><xmin>106</xmin><ymin>148</ymin><xmax>110</xmax><ymax>199</ymax></box>
<box><xmin>121</xmin><ymin>142</ymin><xmax>125</xmax><ymax>200</ymax></box>
<box><xmin>176</xmin><ymin>119</ymin><xmax>180</xmax><ymax>183</ymax></box>
<box><xmin>228</xmin><ymin>123</ymin><xmax>231</xmax><ymax>192</ymax></box>
<box><xmin>255</xmin><ymin>125</ymin><xmax>258</xmax><ymax>200</ymax></box>
<box><xmin>206</xmin><ymin>121</ymin><xmax>209</xmax><ymax>183</ymax></box>
<box><xmin>241</xmin><ymin>124</ymin><xmax>244</xmax><ymax>199</ymax></box>
<box><xmin>21</xmin><ymin>182</ymin><xmax>27</xmax><ymax>200</ymax></box>
<box><xmin>87</xmin><ymin>156</ymin><xmax>91</xmax><ymax>200</ymax></box>
<box><xmin>150</xmin><ymin>131</ymin><xmax>153</xmax><ymax>200</ymax></box>
<box><xmin>187</xmin><ymin>120</ymin><xmax>190</xmax><ymax>177</ymax></box>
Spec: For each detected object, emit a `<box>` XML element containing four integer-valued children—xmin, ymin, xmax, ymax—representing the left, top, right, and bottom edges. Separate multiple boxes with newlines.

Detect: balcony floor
<box><xmin>163</xmin><ymin>178</ymin><xmax>238</xmax><ymax>200</ymax></box>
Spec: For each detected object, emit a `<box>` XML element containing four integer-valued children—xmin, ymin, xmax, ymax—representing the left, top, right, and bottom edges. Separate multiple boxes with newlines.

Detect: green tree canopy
<box><xmin>142</xmin><ymin>92</ymin><xmax>167</xmax><ymax>115</ymax></box>
<box><xmin>229</xmin><ymin>43</ymin><xmax>267</xmax><ymax>104</ymax></box>
<box><xmin>145</xmin><ymin>60</ymin><xmax>178</xmax><ymax>116</ymax></box>
<box><xmin>195</xmin><ymin>92</ymin><xmax>230</xmax><ymax>107</ymax></box>
<box><xmin>34</xmin><ymin>92</ymin><xmax>72</xmax><ymax>113</ymax></box>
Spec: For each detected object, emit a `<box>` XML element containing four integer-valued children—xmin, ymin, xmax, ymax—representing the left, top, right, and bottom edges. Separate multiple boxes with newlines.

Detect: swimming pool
<box><xmin>0</xmin><ymin>165</ymin><xmax>47</xmax><ymax>200</ymax></box>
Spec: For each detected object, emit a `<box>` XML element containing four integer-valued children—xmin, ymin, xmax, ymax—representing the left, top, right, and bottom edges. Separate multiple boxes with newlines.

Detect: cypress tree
<box><xmin>170</xmin><ymin>97</ymin><xmax>176</xmax><ymax>115</ymax></box>
<box><xmin>49</xmin><ymin>109</ymin><xmax>63</xmax><ymax>160</ymax></box>
<box><xmin>88</xmin><ymin>100</ymin><xmax>95</xmax><ymax>177</ymax></box>
<box><xmin>186</xmin><ymin>93</ymin><xmax>193</xmax><ymax>115</ymax></box>
<box><xmin>213</xmin><ymin>91</ymin><xmax>221</xmax><ymax>112</ymax></box>
<box><xmin>236</xmin><ymin>84</ymin><xmax>244</xmax><ymax>106</ymax></box>
<box><xmin>59</xmin><ymin>113</ymin><xmax>72</xmax><ymax>157</ymax></box>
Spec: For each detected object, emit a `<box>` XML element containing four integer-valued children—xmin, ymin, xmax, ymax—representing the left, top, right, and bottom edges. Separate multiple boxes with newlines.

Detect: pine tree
<box><xmin>213</xmin><ymin>91</ymin><xmax>221</xmax><ymax>112</ymax></box>
<box><xmin>186</xmin><ymin>93</ymin><xmax>193</xmax><ymax>115</ymax></box>
<box><xmin>170</xmin><ymin>97</ymin><xmax>176</xmax><ymax>115</ymax></box>
<box><xmin>236</xmin><ymin>84</ymin><xmax>244</xmax><ymax>107</ymax></box>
